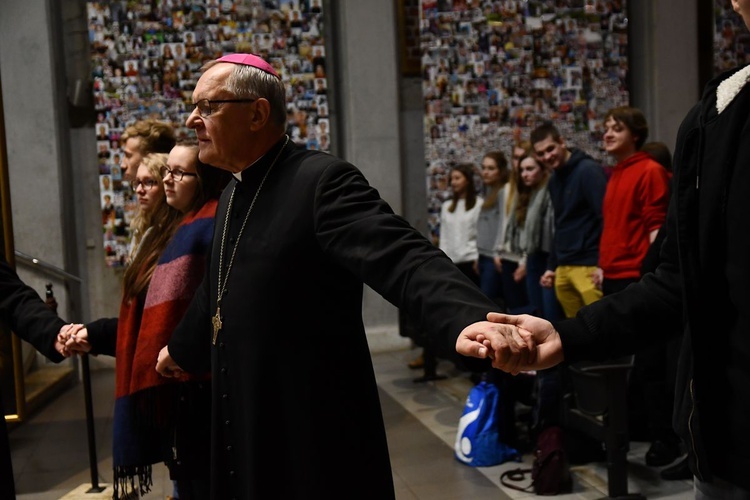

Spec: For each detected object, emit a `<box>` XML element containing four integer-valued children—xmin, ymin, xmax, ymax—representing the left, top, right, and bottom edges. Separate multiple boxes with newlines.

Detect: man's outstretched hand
<box><xmin>456</xmin><ymin>319</ymin><xmax>537</xmax><ymax>375</ymax></box>
<box><xmin>456</xmin><ymin>313</ymin><xmax>564</xmax><ymax>374</ymax></box>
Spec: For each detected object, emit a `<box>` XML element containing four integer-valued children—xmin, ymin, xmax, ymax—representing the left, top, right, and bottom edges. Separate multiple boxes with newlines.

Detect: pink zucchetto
<box><xmin>215</xmin><ymin>53</ymin><xmax>280</xmax><ymax>79</ymax></box>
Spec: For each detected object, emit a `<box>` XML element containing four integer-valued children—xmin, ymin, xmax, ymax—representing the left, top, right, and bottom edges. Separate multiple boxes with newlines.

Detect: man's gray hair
<box><xmin>202</xmin><ymin>61</ymin><xmax>287</xmax><ymax>130</ymax></box>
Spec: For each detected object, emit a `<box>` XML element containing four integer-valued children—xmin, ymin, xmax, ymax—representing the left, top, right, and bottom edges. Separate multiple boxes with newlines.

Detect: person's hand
<box><xmin>513</xmin><ymin>263</ymin><xmax>526</xmax><ymax>283</ymax></box>
<box><xmin>493</xmin><ymin>256</ymin><xmax>503</xmax><ymax>273</ymax></box>
<box><xmin>484</xmin><ymin>313</ymin><xmax>564</xmax><ymax>372</ymax></box>
<box><xmin>156</xmin><ymin>346</ymin><xmax>184</xmax><ymax>378</ymax></box>
<box><xmin>456</xmin><ymin>319</ymin><xmax>537</xmax><ymax>375</ymax></box>
<box><xmin>56</xmin><ymin>323</ymin><xmax>84</xmax><ymax>357</ymax></box>
<box><xmin>63</xmin><ymin>326</ymin><xmax>92</xmax><ymax>355</ymax></box>
<box><xmin>472</xmin><ymin>260</ymin><xmax>479</xmax><ymax>275</ymax></box>
<box><xmin>540</xmin><ymin>270</ymin><xmax>555</xmax><ymax>289</ymax></box>
<box><xmin>591</xmin><ymin>267</ymin><xmax>603</xmax><ymax>290</ymax></box>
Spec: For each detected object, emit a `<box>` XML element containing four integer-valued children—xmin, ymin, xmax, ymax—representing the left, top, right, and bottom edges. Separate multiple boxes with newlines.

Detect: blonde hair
<box><xmin>123</xmin><ymin>153</ymin><xmax>183</xmax><ymax>299</ymax></box>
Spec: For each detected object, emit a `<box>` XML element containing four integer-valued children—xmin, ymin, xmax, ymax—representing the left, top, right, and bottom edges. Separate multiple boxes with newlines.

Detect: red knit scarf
<box><xmin>113</xmin><ymin>200</ymin><xmax>216</xmax><ymax>498</ymax></box>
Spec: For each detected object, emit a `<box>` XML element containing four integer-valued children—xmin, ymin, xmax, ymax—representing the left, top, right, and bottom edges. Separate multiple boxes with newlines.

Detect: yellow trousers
<box><xmin>554</xmin><ymin>265</ymin><xmax>602</xmax><ymax>318</ymax></box>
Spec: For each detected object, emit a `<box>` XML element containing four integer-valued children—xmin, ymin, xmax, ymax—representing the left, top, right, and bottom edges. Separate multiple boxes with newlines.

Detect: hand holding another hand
<box><xmin>56</xmin><ymin>323</ymin><xmax>85</xmax><ymax>357</ymax></box>
<box><xmin>456</xmin><ymin>318</ymin><xmax>537</xmax><ymax>375</ymax></box>
<box><xmin>483</xmin><ymin>313</ymin><xmax>564</xmax><ymax>372</ymax></box>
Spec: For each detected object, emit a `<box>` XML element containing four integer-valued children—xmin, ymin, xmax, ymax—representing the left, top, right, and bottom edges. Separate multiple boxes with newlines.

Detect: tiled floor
<box><xmin>8</xmin><ymin>348</ymin><xmax>694</xmax><ymax>499</ymax></box>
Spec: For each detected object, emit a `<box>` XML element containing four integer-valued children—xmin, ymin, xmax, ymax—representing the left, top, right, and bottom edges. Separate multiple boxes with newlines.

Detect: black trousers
<box><xmin>1</xmin><ymin>393</ymin><xmax>16</xmax><ymax>499</ymax></box>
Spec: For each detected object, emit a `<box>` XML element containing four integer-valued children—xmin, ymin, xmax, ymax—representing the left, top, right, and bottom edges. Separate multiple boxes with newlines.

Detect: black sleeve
<box><xmin>85</xmin><ymin>317</ymin><xmax>119</xmax><ymax>357</ymax></box>
<box><xmin>0</xmin><ymin>259</ymin><xmax>66</xmax><ymax>363</ymax></box>
<box><xmin>313</xmin><ymin>161</ymin><xmax>495</xmax><ymax>369</ymax></box>
<box><xmin>168</xmin><ymin>273</ymin><xmax>212</xmax><ymax>374</ymax></box>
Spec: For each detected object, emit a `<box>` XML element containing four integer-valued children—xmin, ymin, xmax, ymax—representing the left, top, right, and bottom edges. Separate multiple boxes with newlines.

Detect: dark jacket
<box><xmin>168</xmin><ymin>139</ymin><xmax>495</xmax><ymax>499</ymax></box>
<box><xmin>0</xmin><ymin>258</ymin><xmax>66</xmax><ymax>499</ymax></box>
<box><xmin>547</xmin><ymin>149</ymin><xmax>606</xmax><ymax>269</ymax></box>
<box><xmin>555</xmin><ymin>64</ymin><xmax>750</xmax><ymax>488</ymax></box>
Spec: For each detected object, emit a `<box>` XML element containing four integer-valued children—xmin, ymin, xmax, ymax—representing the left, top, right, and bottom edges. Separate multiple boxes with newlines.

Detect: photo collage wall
<box><xmin>88</xmin><ymin>0</ymin><xmax>328</xmax><ymax>267</ymax></box>
<box><xmin>420</xmin><ymin>0</ymin><xmax>629</xmax><ymax>244</ymax></box>
<box><xmin>714</xmin><ymin>0</ymin><xmax>750</xmax><ymax>74</ymax></box>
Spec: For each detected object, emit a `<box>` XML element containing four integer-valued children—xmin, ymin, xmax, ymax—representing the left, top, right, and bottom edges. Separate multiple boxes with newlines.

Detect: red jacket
<box><xmin>599</xmin><ymin>151</ymin><xmax>670</xmax><ymax>279</ymax></box>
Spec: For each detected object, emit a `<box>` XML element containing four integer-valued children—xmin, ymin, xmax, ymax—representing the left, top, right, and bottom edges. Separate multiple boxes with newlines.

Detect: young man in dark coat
<box><xmin>155</xmin><ymin>54</ymin><xmax>514</xmax><ymax>499</ymax></box>
<box><xmin>530</xmin><ymin>123</ymin><xmax>607</xmax><ymax>318</ymax></box>
<box><xmin>459</xmin><ymin>0</ymin><xmax>750</xmax><ymax>495</ymax></box>
<box><xmin>0</xmin><ymin>257</ymin><xmax>79</xmax><ymax>499</ymax></box>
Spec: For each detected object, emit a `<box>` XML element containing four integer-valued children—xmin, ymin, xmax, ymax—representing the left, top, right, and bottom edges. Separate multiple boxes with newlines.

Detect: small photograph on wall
<box><xmin>87</xmin><ymin>0</ymin><xmax>331</xmax><ymax>267</ymax></box>
<box><xmin>420</xmin><ymin>0</ymin><xmax>630</xmax><ymax>244</ymax></box>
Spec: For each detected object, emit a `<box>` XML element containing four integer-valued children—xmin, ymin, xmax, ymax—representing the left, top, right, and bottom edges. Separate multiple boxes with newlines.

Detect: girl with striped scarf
<box><xmin>63</xmin><ymin>146</ymin><xmax>229</xmax><ymax>499</ymax></box>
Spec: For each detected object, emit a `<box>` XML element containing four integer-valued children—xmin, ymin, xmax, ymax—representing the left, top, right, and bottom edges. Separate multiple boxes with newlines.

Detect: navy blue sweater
<box><xmin>547</xmin><ymin>149</ymin><xmax>606</xmax><ymax>269</ymax></box>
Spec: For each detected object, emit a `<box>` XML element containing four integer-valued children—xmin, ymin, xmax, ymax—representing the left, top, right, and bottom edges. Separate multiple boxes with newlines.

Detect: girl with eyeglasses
<box><xmin>130</xmin><ymin>153</ymin><xmax>180</xmax><ymax>256</ymax></box>
<box><xmin>129</xmin><ymin>143</ymin><xmax>229</xmax><ymax>499</ymax></box>
<box><xmin>60</xmin><ymin>146</ymin><xmax>229</xmax><ymax>499</ymax></box>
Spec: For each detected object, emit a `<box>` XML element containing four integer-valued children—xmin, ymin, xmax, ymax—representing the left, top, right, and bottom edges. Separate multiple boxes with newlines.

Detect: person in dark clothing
<box><xmin>154</xmin><ymin>53</ymin><xmax>512</xmax><ymax>499</ymax></box>
<box><xmin>594</xmin><ymin>109</ymin><xmax>677</xmax><ymax>466</ymax></box>
<box><xmin>530</xmin><ymin>123</ymin><xmax>607</xmax><ymax>319</ymax></box>
<box><xmin>0</xmin><ymin>257</ymin><xmax>80</xmax><ymax>499</ymax></box>
<box><xmin>461</xmin><ymin>3</ymin><xmax>750</xmax><ymax>495</ymax></box>
<box><xmin>638</xmin><ymin>141</ymin><xmax>691</xmax><ymax>480</ymax></box>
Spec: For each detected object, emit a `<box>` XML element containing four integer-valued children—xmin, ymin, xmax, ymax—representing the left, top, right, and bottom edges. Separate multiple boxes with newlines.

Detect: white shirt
<box><xmin>439</xmin><ymin>197</ymin><xmax>483</xmax><ymax>264</ymax></box>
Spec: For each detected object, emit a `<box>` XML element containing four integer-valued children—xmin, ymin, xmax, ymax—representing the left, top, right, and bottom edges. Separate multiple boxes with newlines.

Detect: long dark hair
<box><xmin>174</xmin><ymin>143</ymin><xmax>232</xmax><ymax>214</ymax></box>
<box><xmin>123</xmin><ymin>154</ymin><xmax>183</xmax><ymax>299</ymax></box>
<box><xmin>514</xmin><ymin>151</ymin><xmax>548</xmax><ymax>225</ymax></box>
<box><xmin>448</xmin><ymin>163</ymin><xmax>478</xmax><ymax>213</ymax></box>
<box><xmin>506</xmin><ymin>140</ymin><xmax>530</xmax><ymax>215</ymax></box>
<box><xmin>481</xmin><ymin>151</ymin><xmax>509</xmax><ymax>210</ymax></box>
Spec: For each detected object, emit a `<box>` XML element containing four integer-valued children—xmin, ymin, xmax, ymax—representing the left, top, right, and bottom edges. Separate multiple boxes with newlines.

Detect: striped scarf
<box><xmin>112</xmin><ymin>199</ymin><xmax>217</xmax><ymax>499</ymax></box>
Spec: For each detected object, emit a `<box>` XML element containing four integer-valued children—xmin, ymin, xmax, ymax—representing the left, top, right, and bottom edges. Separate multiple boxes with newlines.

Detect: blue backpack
<box><xmin>454</xmin><ymin>381</ymin><xmax>520</xmax><ymax>467</ymax></box>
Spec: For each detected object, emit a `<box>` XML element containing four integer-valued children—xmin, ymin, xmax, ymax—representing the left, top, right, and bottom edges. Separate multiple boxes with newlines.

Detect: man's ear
<box><xmin>249</xmin><ymin>98</ymin><xmax>271</xmax><ymax>131</ymax></box>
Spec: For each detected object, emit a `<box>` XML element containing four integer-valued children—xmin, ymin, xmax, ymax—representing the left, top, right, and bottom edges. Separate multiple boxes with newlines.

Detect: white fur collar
<box><xmin>716</xmin><ymin>65</ymin><xmax>750</xmax><ymax>114</ymax></box>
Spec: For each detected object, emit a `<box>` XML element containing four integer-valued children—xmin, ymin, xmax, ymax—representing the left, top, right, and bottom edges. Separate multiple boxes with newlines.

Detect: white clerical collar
<box><xmin>234</xmin><ymin>155</ymin><xmax>262</xmax><ymax>182</ymax></box>
<box><xmin>233</xmin><ymin>138</ymin><xmax>286</xmax><ymax>182</ymax></box>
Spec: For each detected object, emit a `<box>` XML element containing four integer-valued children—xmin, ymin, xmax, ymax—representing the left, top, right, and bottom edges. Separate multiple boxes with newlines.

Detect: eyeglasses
<box><xmin>134</xmin><ymin>179</ymin><xmax>159</xmax><ymax>190</ymax></box>
<box><xmin>191</xmin><ymin>98</ymin><xmax>257</xmax><ymax>117</ymax></box>
<box><xmin>160</xmin><ymin>165</ymin><xmax>198</xmax><ymax>181</ymax></box>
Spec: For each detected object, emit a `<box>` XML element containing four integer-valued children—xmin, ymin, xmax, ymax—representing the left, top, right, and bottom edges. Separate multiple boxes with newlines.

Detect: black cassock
<box><xmin>169</xmin><ymin>138</ymin><xmax>496</xmax><ymax>499</ymax></box>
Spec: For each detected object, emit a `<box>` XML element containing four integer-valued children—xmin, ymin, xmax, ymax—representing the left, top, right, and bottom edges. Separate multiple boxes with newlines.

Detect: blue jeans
<box><xmin>500</xmin><ymin>259</ymin><xmax>528</xmax><ymax>313</ymax></box>
<box><xmin>477</xmin><ymin>255</ymin><xmax>503</xmax><ymax>306</ymax></box>
<box><xmin>525</xmin><ymin>251</ymin><xmax>562</xmax><ymax>321</ymax></box>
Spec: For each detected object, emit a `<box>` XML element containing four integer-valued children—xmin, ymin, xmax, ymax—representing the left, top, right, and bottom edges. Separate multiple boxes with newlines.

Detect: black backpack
<box><xmin>500</xmin><ymin>426</ymin><xmax>573</xmax><ymax>495</ymax></box>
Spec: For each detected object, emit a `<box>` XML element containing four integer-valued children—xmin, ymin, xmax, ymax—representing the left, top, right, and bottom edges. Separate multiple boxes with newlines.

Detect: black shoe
<box><xmin>646</xmin><ymin>440</ymin><xmax>681</xmax><ymax>467</ymax></box>
<box><xmin>660</xmin><ymin>457</ymin><xmax>692</xmax><ymax>481</ymax></box>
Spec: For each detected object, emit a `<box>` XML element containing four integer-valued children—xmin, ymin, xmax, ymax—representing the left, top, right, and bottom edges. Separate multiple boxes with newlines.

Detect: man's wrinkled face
<box><xmin>186</xmin><ymin>64</ymin><xmax>256</xmax><ymax>172</ymax></box>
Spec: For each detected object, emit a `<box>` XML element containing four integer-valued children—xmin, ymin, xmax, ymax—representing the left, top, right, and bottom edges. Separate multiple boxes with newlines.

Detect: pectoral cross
<box><xmin>212</xmin><ymin>306</ymin><xmax>223</xmax><ymax>345</ymax></box>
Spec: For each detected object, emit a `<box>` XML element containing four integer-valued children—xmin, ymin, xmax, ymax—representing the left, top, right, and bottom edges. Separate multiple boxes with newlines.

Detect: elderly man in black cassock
<box><xmin>156</xmin><ymin>53</ymin><xmax>518</xmax><ymax>499</ymax></box>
